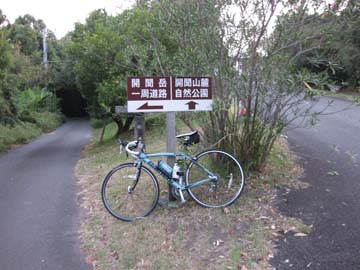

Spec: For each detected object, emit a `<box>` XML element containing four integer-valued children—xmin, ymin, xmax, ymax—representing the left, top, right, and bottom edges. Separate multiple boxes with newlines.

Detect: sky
<box><xmin>1</xmin><ymin>0</ymin><xmax>135</xmax><ymax>38</ymax></box>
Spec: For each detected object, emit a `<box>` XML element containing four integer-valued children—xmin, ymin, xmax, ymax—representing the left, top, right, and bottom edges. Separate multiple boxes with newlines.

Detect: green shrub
<box><xmin>0</xmin><ymin>122</ymin><xmax>41</xmax><ymax>151</ymax></box>
<box><xmin>145</xmin><ymin>113</ymin><xmax>166</xmax><ymax>129</ymax></box>
<box><xmin>33</xmin><ymin>111</ymin><xmax>63</xmax><ymax>132</ymax></box>
<box><xmin>90</xmin><ymin>118</ymin><xmax>105</xmax><ymax>129</ymax></box>
<box><xmin>17</xmin><ymin>87</ymin><xmax>52</xmax><ymax>114</ymax></box>
<box><xmin>0</xmin><ymin>112</ymin><xmax>63</xmax><ymax>151</ymax></box>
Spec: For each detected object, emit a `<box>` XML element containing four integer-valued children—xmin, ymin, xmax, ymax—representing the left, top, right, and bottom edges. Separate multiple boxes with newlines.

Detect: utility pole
<box><xmin>42</xmin><ymin>29</ymin><xmax>48</xmax><ymax>71</ymax></box>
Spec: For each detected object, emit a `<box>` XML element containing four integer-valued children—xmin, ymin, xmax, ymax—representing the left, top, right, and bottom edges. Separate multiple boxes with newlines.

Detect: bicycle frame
<box><xmin>135</xmin><ymin>151</ymin><xmax>217</xmax><ymax>191</ymax></box>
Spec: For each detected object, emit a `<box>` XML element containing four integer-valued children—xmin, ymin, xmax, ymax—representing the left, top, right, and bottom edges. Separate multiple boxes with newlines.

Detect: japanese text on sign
<box><xmin>172</xmin><ymin>77</ymin><xmax>211</xmax><ymax>100</ymax></box>
<box><xmin>127</xmin><ymin>76</ymin><xmax>212</xmax><ymax>112</ymax></box>
<box><xmin>128</xmin><ymin>77</ymin><xmax>171</xmax><ymax>101</ymax></box>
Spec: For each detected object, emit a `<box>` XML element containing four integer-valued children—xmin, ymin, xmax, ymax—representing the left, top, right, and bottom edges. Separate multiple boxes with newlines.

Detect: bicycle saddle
<box><xmin>176</xmin><ymin>130</ymin><xmax>200</xmax><ymax>145</ymax></box>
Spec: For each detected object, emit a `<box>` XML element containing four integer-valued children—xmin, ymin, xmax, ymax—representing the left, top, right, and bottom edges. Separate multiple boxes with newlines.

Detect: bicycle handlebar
<box><xmin>125</xmin><ymin>140</ymin><xmax>140</xmax><ymax>158</ymax></box>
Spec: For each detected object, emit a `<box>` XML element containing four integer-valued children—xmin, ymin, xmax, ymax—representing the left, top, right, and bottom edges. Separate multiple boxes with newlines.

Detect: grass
<box><xmin>0</xmin><ymin>111</ymin><xmax>63</xmax><ymax>152</ymax></box>
<box><xmin>76</xmin><ymin>118</ymin><xmax>310</xmax><ymax>270</ymax></box>
<box><xmin>325</xmin><ymin>87</ymin><xmax>360</xmax><ymax>103</ymax></box>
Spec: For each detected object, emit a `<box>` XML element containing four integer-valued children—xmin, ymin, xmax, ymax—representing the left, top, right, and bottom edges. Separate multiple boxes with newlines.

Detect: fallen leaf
<box><xmin>110</xmin><ymin>250</ymin><xmax>119</xmax><ymax>260</ymax></box>
<box><xmin>224</xmin><ymin>208</ymin><xmax>230</xmax><ymax>214</ymax></box>
<box><xmin>86</xmin><ymin>256</ymin><xmax>97</xmax><ymax>264</ymax></box>
<box><xmin>214</xmin><ymin>239</ymin><xmax>224</xmax><ymax>246</ymax></box>
<box><xmin>240</xmin><ymin>252</ymin><xmax>250</xmax><ymax>258</ymax></box>
<box><xmin>327</xmin><ymin>171</ymin><xmax>339</xmax><ymax>176</ymax></box>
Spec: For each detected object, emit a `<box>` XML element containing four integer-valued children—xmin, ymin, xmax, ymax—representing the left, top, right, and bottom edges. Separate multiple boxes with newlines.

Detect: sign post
<box><xmin>166</xmin><ymin>111</ymin><xmax>177</xmax><ymax>201</ymax></box>
<box><xmin>134</xmin><ymin>113</ymin><xmax>145</xmax><ymax>142</ymax></box>
<box><xmin>126</xmin><ymin>76</ymin><xmax>212</xmax><ymax>202</ymax></box>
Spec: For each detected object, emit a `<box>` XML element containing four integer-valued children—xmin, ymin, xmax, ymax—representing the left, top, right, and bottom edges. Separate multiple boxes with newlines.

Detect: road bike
<box><xmin>101</xmin><ymin>131</ymin><xmax>245</xmax><ymax>222</ymax></box>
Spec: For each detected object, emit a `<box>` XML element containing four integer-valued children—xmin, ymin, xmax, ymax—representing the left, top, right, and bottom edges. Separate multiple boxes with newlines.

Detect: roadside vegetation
<box><xmin>0</xmin><ymin>111</ymin><xmax>62</xmax><ymax>151</ymax></box>
<box><xmin>0</xmin><ymin>12</ymin><xmax>63</xmax><ymax>151</ymax></box>
<box><xmin>62</xmin><ymin>0</ymin><xmax>359</xmax><ymax>171</ymax></box>
<box><xmin>76</xmin><ymin>117</ymin><xmax>309</xmax><ymax>270</ymax></box>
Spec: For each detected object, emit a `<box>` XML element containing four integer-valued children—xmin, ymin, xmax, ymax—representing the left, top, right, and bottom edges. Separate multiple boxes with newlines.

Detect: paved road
<box><xmin>0</xmin><ymin>119</ymin><xmax>91</xmax><ymax>270</ymax></box>
<box><xmin>271</xmin><ymin>97</ymin><xmax>360</xmax><ymax>269</ymax></box>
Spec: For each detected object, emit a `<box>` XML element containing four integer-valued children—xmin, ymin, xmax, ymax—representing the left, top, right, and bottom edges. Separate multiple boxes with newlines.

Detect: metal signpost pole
<box><xmin>166</xmin><ymin>111</ymin><xmax>177</xmax><ymax>202</ymax></box>
<box><xmin>135</xmin><ymin>113</ymin><xmax>145</xmax><ymax>143</ymax></box>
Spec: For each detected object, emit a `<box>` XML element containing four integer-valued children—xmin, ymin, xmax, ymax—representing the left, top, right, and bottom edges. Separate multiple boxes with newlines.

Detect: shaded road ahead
<box><xmin>0</xmin><ymin>119</ymin><xmax>91</xmax><ymax>270</ymax></box>
<box><xmin>272</xmin><ymin>97</ymin><xmax>360</xmax><ymax>269</ymax></box>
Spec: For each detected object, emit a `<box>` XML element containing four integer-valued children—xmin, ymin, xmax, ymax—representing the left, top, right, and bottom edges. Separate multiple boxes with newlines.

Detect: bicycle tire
<box><xmin>101</xmin><ymin>162</ymin><xmax>159</xmax><ymax>222</ymax></box>
<box><xmin>186</xmin><ymin>149</ymin><xmax>245</xmax><ymax>208</ymax></box>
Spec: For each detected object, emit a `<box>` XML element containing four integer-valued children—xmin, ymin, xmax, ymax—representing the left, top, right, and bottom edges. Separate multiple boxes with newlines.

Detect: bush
<box><xmin>145</xmin><ymin>113</ymin><xmax>166</xmax><ymax>129</ymax></box>
<box><xmin>0</xmin><ymin>112</ymin><xmax>63</xmax><ymax>151</ymax></box>
<box><xmin>90</xmin><ymin>118</ymin><xmax>106</xmax><ymax>129</ymax></box>
<box><xmin>0</xmin><ymin>122</ymin><xmax>41</xmax><ymax>151</ymax></box>
<box><xmin>32</xmin><ymin>111</ymin><xmax>63</xmax><ymax>132</ymax></box>
<box><xmin>17</xmin><ymin>87</ymin><xmax>52</xmax><ymax>114</ymax></box>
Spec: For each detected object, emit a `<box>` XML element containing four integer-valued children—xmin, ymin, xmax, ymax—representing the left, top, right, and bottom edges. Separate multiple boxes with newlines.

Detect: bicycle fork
<box><xmin>126</xmin><ymin>164</ymin><xmax>141</xmax><ymax>193</ymax></box>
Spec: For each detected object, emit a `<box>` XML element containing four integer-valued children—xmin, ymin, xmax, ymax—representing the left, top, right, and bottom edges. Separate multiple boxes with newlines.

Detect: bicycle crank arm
<box><xmin>178</xmin><ymin>189</ymin><xmax>186</xmax><ymax>204</ymax></box>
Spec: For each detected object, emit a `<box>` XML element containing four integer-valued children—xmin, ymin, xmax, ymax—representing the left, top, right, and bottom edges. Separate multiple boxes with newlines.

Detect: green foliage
<box><xmin>0</xmin><ymin>112</ymin><xmax>62</xmax><ymax>151</ymax></box>
<box><xmin>90</xmin><ymin>118</ymin><xmax>105</xmax><ymax>129</ymax></box>
<box><xmin>96</xmin><ymin>76</ymin><xmax>127</xmax><ymax>115</ymax></box>
<box><xmin>0</xmin><ymin>10</ymin><xmax>62</xmax><ymax>151</ymax></box>
<box><xmin>145</xmin><ymin>113</ymin><xmax>166</xmax><ymax>129</ymax></box>
<box><xmin>9</xmin><ymin>14</ymin><xmax>44</xmax><ymax>56</ymax></box>
<box><xmin>0</xmin><ymin>122</ymin><xmax>41</xmax><ymax>151</ymax></box>
<box><xmin>31</xmin><ymin>111</ymin><xmax>63</xmax><ymax>132</ymax></box>
<box><xmin>4</xmin><ymin>0</ymin><xmax>352</xmax><ymax>171</ymax></box>
<box><xmin>335</xmin><ymin>2</ymin><xmax>360</xmax><ymax>86</ymax></box>
<box><xmin>281</xmin><ymin>2</ymin><xmax>360</xmax><ymax>88</ymax></box>
<box><xmin>17</xmin><ymin>87</ymin><xmax>51</xmax><ymax>113</ymax></box>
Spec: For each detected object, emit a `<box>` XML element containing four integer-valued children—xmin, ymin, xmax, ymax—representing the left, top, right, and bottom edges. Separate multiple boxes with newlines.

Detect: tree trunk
<box><xmin>123</xmin><ymin>115</ymin><xmax>134</xmax><ymax>132</ymax></box>
<box><xmin>99</xmin><ymin>122</ymin><xmax>107</xmax><ymax>143</ymax></box>
<box><xmin>114</xmin><ymin>116</ymin><xmax>124</xmax><ymax>138</ymax></box>
<box><xmin>113</xmin><ymin>114</ymin><xmax>134</xmax><ymax>137</ymax></box>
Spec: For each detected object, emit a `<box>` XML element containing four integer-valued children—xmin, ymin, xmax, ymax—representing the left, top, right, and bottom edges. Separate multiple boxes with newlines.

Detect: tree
<box><xmin>335</xmin><ymin>2</ymin><xmax>360</xmax><ymax>87</ymax></box>
<box><xmin>0</xmin><ymin>10</ymin><xmax>61</xmax><ymax>126</ymax></box>
<box><xmin>61</xmin><ymin>0</ymin><xmax>341</xmax><ymax>171</ymax></box>
<box><xmin>64</xmin><ymin>7</ymin><xmax>176</xmax><ymax>138</ymax></box>
<box><xmin>136</xmin><ymin>0</ymin><xmax>336</xmax><ymax>171</ymax></box>
<box><xmin>281</xmin><ymin>1</ymin><xmax>360</xmax><ymax>88</ymax></box>
<box><xmin>0</xmin><ymin>10</ymin><xmax>18</xmax><ymax>124</ymax></box>
<box><xmin>64</xmin><ymin>10</ymin><xmax>132</xmax><ymax>137</ymax></box>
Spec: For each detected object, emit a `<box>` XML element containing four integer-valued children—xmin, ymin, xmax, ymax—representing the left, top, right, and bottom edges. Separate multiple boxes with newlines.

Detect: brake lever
<box><xmin>119</xmin><ymin>144</ymin><xmax>123</xmax><ymax>154</ymax></box>
<box><xmin>118</xmin><ymin>138</ymin><xmax>129</xmax><ymax>157</ymax></box>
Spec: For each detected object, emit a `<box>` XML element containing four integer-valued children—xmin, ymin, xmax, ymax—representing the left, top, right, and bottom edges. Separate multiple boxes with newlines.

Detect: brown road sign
<box><xmin>172</xmin><ymin>77</ymin><xmax>212</xmax><ymax>100</ymax></box>
<box><xmin>127</xmin><ymin>76</ymin><xmax>212</xmax><ymax>112</ymax></box>
<box><xmin>127</xmin><ymin>77</ymin><xmax>171</xmax><ymax>101</ymax></box>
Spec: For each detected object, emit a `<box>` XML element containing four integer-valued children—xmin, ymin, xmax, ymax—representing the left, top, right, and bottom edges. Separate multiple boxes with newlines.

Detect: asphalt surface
<box><xmin>271</xmin><ymin>97</ymin><xmax>360</xmax><ymax>269</ymax></box>
<box><xmin>0</xmin><ymin>119</ymin><xmax>91</xmax><ymax>270</ymax></box>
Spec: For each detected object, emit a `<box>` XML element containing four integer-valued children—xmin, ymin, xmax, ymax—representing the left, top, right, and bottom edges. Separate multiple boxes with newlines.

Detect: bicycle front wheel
<box><xmin>186</xmin><ymin>149</ymin><xmax>245</xmax><ymax>208</ymax></box>
<box><xmin>101</xmin><ymin>163</ymin><xmax>159</xmax><ymax>222</ymax></box>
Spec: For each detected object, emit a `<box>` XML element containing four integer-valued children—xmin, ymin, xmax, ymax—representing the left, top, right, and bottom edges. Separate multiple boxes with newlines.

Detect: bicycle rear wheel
<box><xmin>186</xmin><ymin>149</ymin><xmax>245</xmax><ymax>208</ymax></box>
<box><xmin>101</xmin><ymin>163</ymin><xmax>159</xmax><ymax>221</ymax></box>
